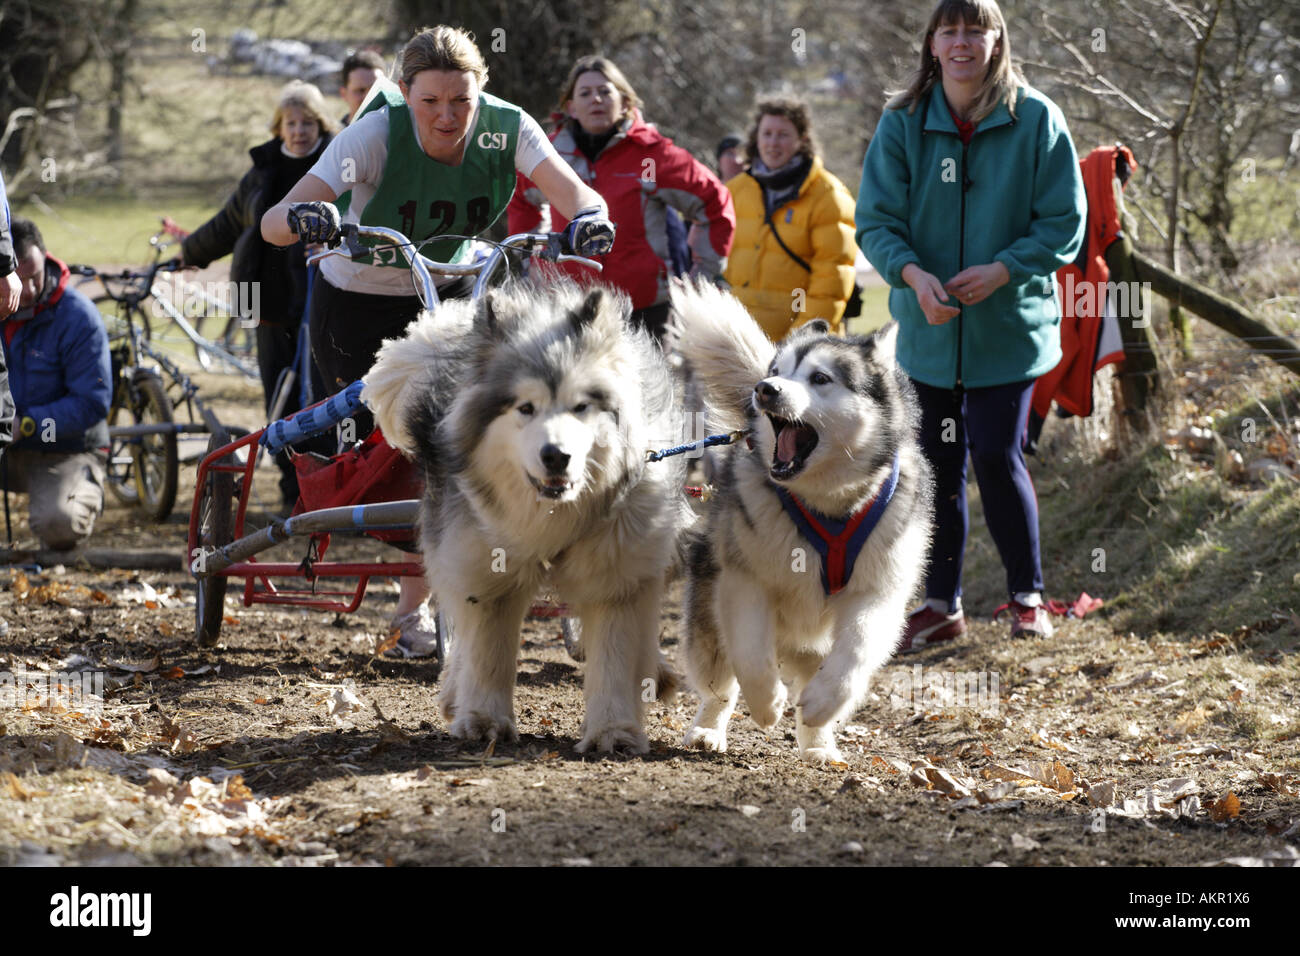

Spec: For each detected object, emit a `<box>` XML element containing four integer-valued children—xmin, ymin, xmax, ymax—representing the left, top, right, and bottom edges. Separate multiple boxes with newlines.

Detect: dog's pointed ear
<box><xmin>475</xmin><ymin>290</ymin><xmax>505</xmax><ymax>340</ymax></box>
<box><xmin>571</xmin><ymin>287</ymin><xmax>608</xmax><ymax>332</ymax></box>
<box><xmin>787</xmin><ymin>319</ymin><xmax>831</xmax><ymax>343</ymax></box>
<box><xmin>865</xmin><ymin>319</ymin><xmax>899</xmax><ymax>360</ymax></box>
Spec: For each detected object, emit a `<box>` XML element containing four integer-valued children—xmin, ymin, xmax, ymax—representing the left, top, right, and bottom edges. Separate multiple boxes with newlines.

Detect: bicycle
<box><xmin>152</xmin><ymin>217</ymin><xmax>259</xmax><ymax>375</ymax></box>
<box><xmin>71</xmin><ymin>248</ymin><xmax>247</xmax><ymax>520</ymax></box>
<box><xmin>75</xmin><ymin>220</ymin><xmax>260</xmax><ymax>380</ymax></box>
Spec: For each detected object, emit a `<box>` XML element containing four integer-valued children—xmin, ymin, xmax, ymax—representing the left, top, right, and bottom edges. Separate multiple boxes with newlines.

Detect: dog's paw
<box><xmin>797</xmin><ymin>678</ymin><xmax>849</xmax><ymax>728</ymax></box>
<box><xmin>448</xmin><ymin>710</ymin><xmax>518</xmax><ymax>744</ymax></box>
<box><xmin>575</xmin><ymin>723</ymin><xmax>649</xmax><ymax>755</ymax></box>
<box><xmin>799</xmin><ymin>744</ymin><xmax>846</xmax><ymax>767</ymax></box>
<box><xmin>655</xmin><ymin>655</ymin><xmax>682</xmax><ymax>703</ymax></box>
<box><xmin>747</xmin><ymin>681</ymin><xmax>788</xmax><ymax>733</ymax></box>
<box><xmin>438</xmin><ymin>680</ymin><xmax>457</xmax><ymax>721</ymax></box>
<box><xmin>683</xmin><ymin>724</ymin><xmax>728</xmax><ymax>753</ymax></box>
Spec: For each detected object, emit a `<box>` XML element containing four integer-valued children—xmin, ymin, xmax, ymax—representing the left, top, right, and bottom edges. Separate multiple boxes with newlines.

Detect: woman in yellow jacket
<box><xmin>723</xmin><ymin>97</ymin><xmax>857</xmax><ymax>340</ymax></box>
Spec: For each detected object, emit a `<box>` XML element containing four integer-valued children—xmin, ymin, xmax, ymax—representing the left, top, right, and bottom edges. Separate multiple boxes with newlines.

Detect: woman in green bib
<box><xmin>261</xmin><ymin>25</ymin><xmax>612</xmax><ymax>658</ymax></box>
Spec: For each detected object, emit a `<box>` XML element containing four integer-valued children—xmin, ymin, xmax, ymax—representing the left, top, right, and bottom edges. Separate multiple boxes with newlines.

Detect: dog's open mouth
<box><xmin>768</xmin><ymin>414</ymin><xmax>819</xmax><ymax>480</ymax></box>
<box><xmin>527</xmin><ymin>472</ymin><xmax>572</xmax><ymax>500</ymax></box>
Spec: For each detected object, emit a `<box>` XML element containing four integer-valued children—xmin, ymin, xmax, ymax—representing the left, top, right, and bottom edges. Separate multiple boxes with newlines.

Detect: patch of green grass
<box><xmin>845</xmin><ymin>282</ymin><xmax>891</xmax><ymax>335</ymax></box>
<box><xmin>14</xmin><ymin>196</ymin><xmax>224</xmax><ymax>267</ymax></box>
<box><xmin>964</xmin><ymin>429</ymin><xmax>1300</xmax><ymax>640</ymax></box>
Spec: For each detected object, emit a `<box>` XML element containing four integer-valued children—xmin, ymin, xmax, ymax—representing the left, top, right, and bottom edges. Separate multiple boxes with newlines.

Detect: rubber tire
<box><xmin>195</xmin><ymin>315</ymin><xmax>253</xmax><ymax>373</ymax></box>
<box><xmin>561</xmin><ymin>617</ymin><xmax>584</xmax><ymax>661</ymax></box>
<box><xmin>105</xmin><ymin>373</ymin><xmax>141</xmax><ymax>508</ymax></box>
<box><xmin>195</xmin><ymin>425</ymin><xmax>235</xmax><ymax>646</ymax></box>
<box><xmin>129</xmin><ymin>371</ymin><xmax>179</xmax><ymax>521</ymax></box>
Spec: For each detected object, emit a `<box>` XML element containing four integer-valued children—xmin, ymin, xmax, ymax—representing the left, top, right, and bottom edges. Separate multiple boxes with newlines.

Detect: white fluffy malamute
<box><xmin>363</xmin><ymin>282</ymin><xmax>691</xmax><ymax>753</ymax></box>
<box><xmin>671</xmin><ymin>280</ymin><xmax>934</xmax><ymax>764</ymax></box>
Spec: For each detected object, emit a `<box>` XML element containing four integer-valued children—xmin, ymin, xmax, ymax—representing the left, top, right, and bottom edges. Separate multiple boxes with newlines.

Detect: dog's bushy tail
<box><xmin>670</xmin><ymin>278</ymin><xmax>775</xmax><ymax>431</ymax></box>
<box><xmin>361</xmin><ymin>300</ymin><xmax>475</xmax><ymax>456</ymax></box>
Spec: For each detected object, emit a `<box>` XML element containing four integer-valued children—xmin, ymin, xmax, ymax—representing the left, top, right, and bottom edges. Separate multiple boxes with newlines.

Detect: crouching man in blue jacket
<box><xmin>2</xmin><ymin>217</ymin><xmax>111</xmax><ymax>551</ymax></box>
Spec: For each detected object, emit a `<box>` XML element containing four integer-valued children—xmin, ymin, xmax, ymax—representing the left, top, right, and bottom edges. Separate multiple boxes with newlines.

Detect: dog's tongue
<box><xmin>777</xmin><ymin>425</ymin><xmax>800</xmax><ymax>464</ymax></box>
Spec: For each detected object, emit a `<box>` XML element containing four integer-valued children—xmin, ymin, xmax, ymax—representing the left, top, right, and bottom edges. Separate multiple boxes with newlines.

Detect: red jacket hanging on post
<box><xmin>1032</xmin><ymin>143</ymin><xmax>1137</xmax><ymax>419</ymax></box>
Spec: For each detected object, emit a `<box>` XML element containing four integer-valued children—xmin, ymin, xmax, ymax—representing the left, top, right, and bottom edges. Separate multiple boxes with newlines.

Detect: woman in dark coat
<box><xmin>182</xmin><ymin>80</ymin><xmax>338</xmax><ymax>508</ymax></box>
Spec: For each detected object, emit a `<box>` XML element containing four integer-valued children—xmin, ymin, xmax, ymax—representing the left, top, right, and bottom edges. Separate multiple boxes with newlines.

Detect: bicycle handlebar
<box><xmin>70</xmin><ymin>258</ymin><xmax>183</xmax><ymax>303</ymax></box>
<box><xmin>306</xmin><ymin>224</ymin><xmax>603</xmax><ymax>309</ymax></box>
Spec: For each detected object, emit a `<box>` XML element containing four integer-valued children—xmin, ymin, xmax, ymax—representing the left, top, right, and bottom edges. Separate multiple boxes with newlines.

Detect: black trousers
<box><xmin>307</xmin><ymin>273</ymin><xmax>472</xmax><ymax>440</ymax></box>
<box><xmin>256</xmin><ymin>319</ymin><xmax>332</xmax><ymax>504</ymax></box>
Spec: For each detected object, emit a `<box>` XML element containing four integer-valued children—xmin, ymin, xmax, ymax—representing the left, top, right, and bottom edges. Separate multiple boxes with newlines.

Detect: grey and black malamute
<box><xmin>363</xmin><ymin>282</ymin><xmax>691</xmax><ymax>753</ymax></box>
<box><xmin>671</xmin><ymin>280</ymin><xmax>934</xmax><ymax>764</ymax></box>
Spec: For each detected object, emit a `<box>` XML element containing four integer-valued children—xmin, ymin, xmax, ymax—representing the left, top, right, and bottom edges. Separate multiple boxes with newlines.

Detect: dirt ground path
<box><xmin>1</xmin><ymin>361</ymin><xmax>1297</xmax><ymax>868</ymax></box>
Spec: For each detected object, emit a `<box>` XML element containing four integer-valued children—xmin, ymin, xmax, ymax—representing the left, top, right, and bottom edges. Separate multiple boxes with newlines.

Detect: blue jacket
<box><xmin>3</xmin><ymin>255</ymin><xmax>112</xmax><ymax>453</ymax></box>
<box><xmin>856</xmin><ymin>84</ymin><xmax>1086</xmax><ymax>389</ymax></box>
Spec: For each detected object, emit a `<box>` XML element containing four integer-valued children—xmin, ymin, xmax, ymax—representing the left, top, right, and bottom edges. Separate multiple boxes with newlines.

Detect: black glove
<box><xmin>562</xmin><ymin>207</ymin><xmax>615</xmax><ymax>257</ymax></box>
<box><xmin>287</xmin><ymin>202</ymin><xmax>342</xmax><ymax>246</ymax></box>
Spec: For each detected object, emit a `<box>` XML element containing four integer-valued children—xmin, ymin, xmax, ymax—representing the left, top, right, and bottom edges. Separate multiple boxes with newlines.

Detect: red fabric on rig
<box><xmin>291</xmin><ymin>428</ymin><xmax>421</xmax><ymax>557</ymax></box>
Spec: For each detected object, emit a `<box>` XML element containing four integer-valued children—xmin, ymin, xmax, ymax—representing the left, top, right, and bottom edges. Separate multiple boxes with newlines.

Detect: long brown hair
<box><xmin>885</xmin><ymin>0</ymin><xmax>1024</xmax><ymax>123</ymax></box>
<box><xmin>553</xmin><ymin>55</ymin><xmax>641</xmax><ymax>124</ymax></box>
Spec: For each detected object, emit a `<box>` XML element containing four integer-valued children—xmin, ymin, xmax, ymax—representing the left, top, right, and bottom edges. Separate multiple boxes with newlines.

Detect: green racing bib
<box><xmin>354</xmin><ymin>89</ymin><xmax>521</xmax><ymax>267</ymax></box>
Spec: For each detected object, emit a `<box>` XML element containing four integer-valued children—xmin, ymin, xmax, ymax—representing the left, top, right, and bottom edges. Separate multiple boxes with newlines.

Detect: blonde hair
<box><xmin>400</xmin><ymin>25</ymin><xmax>488</xmax><ymax>88</ymax></box>
<box><xmin>270</xmin><ymin>80</ymin><xmax>339</xmax><ymax>137</ymax></box>
<box><xmin>886</xmin><ymin>0</ymin><xmax>1024</xmax><ymax>124</ymax></box>
<box><xmin>554</xmin><ymin>55</ymin><xmax>641</xmax><ymax>125</ymax></box>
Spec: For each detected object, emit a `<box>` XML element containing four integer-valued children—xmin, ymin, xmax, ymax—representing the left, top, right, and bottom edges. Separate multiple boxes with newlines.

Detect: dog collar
<box><xmin>774</xmin><ymin>453</ymin><xmax>900</xmax><ymax>596</ymax></box>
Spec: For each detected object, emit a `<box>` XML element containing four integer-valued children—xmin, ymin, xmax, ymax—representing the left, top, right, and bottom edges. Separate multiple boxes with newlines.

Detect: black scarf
<box><xmin>571</xmin><ymin>120</ymin><xmax>621</xmax><ymax>164</ymax></box>
<box><xmin>749</xmin><ymin>154</ymin><xmax>813</xmax><ymax>216</ymax></box>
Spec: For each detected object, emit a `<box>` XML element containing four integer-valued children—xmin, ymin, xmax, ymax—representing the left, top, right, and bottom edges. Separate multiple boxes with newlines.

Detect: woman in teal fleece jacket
<box><xmin>856</xmin><ymin>0</ymin><xmax>1085</xmax><ymax>647</ymax></box>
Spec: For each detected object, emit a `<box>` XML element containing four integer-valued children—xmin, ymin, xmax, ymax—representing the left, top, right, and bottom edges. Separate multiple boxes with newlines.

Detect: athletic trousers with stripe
<box><xmin>910</xmin><ymin>378</ymin><xmax>1044</xmax><ymax>612</ymax></box>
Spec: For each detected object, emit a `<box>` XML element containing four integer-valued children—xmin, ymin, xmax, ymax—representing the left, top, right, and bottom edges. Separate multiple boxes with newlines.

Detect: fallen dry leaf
<box><xmin>1087</xmin><ymin>781</ymin><xmax>1117</xmax><ymax>807</ymax></box>
<box><xmin>375</xmin><ymin>628</ymin><xmax>401</xmax><ymax>656</ymax></box>
<box><xmin>1259</xmin><ymin>773</ymin><xmax>1295</xmax><ymax>796</ymax></box>
<box><xmin>924</xmin><ymin>767</ymin><xmax>972</xmax><ymax>799</ymax></box>
<box><xmin>325</xmin><ymin>684</ymin><xmax>362</xmax><ymax>720</ymax></box>
<box><xmin>1151</xmin><ymin>777</ymin><xmax>1198</xmax><ymax>807</ymax></box>
<box><xmin>1</xmin><ymin>771</ymin><xmax>50</xmax><ymax>800</ymax></box>
<box><xmin>161</xmin><ymin>716</ymin><xmax>200</xmax><ymax>754</ymax></box>
<box><xmin>389</xmin><ymin>766</ymin><xmax>437</xmax><ymax>791</ymax></box>
<box><xmin>109</xmin><ymin>654</ymin><xmax>161</xmax><ymax>674</ymax></box>
<box><xmin>1210</xmin><ymin>792</ymin><xmax>1241</xmax><ymax>822</ymax></box>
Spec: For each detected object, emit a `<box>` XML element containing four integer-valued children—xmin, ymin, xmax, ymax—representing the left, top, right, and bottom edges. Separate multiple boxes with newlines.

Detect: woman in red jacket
<box><xmin>508</xmin><ymin>55</ymin><xmax>735</xmax><ymax>343</ymax></box>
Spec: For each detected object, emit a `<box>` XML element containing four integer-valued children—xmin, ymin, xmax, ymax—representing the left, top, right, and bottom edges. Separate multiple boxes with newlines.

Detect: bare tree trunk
<box><xmin>107</xmin><ymin>0</ymin><xmax>138</xmax><ymax>165</ymax></box>
<box><xmin>1165</xmin><ymin>131</ymin><xmax>1187</xmax><ymax>356</ymax></box>
<box><xmin>1106</xmin><ymin>234</ymin><xmax>1162</xmax><ymax>425</ymax></box>
<box><xmin>1164</xmin><ymin>0</ymin><xmax>1225</xmax><ymax>362</ymax></box>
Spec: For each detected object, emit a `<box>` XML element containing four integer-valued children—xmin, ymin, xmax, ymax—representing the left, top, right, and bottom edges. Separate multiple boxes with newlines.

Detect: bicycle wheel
<box><xmin>194</xmin><ymin>313</ymin><xmax>230</xmax><ymax>371</ymax></box>
<box><xmin>105</xmin><ymin>375</ymin><xmax>141</xmax><ymax>508</ymax></box>
<box><xmin>195</xmin><ymin>425</ymin><xmax>235</xmax><ymax>646</ymax></box>
<box><xmin>196</xmin><ymin>315</ymin><xmax>254</xmax><ymax>373</ymax></box>
<box><xmin>129</xmin><ymin>371</ymin><xmax>179</xmax><ymax>521</ymax></box>
<box><xmin>93</xmin><ymin>294</ymin><xmax>150</xmax><ymax>345</ymax></box>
